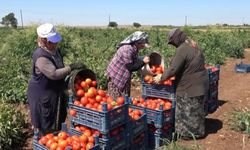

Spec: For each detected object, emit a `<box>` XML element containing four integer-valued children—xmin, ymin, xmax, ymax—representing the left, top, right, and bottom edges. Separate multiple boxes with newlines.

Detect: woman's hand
<box><xmin>143</xmin><ymin>56</ymin><xmax>150</xmax><ymax>64</ymax></box>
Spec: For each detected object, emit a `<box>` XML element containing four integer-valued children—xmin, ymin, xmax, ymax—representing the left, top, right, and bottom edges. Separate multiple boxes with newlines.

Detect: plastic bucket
<box><xmin>141</xmin><ymin>52</ymin><xmax>165</xmax><ymax>76</ymax></box>
<box><xmin>67</xmin><ymin>69</ymin><xmax>96</xmax><ymax>96</ymax></box>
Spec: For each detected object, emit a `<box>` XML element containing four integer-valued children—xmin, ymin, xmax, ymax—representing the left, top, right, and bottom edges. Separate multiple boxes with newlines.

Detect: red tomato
<box><xmin>85</xmin><ymin>78</ymin><xmax>92</xmax><ymax>86</ymax></box>
<box><xmin>76</xmin><ymin>89</ymin><xmax>85</xmax><ymax>97</ymax></box>
<box><xmin>97</xmin><ymin>89</ymin><xmax>106</xmax><ymax>97</ymax></box>
<box><xmin>116</xmin><ymin>97</ymin><xmax>125</xmax><ymax>106</ymax></box>
<box><xmin>91</xmin><ymin>81</ymin><xmax>97</xmax><ymax>87</ymax></box>
<box><xmin>69</xmin><ymin>109</ymin><xmax>77</xmax><ymax>117</ymax></box>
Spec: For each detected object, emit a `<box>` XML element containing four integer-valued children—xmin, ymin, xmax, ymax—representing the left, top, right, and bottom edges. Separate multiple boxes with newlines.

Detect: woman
<box><xmin>27</xmin><ymin>23</ymin><xmax>85</xmax><ymax>135</ymax></box>
<box><xmin>106</xmin><ymin>31</ymin><xmax>150</xmax><ymax>100</ymax></box>
<box><xmin>154</xmin><ymin>28</ymin><xmax>209</xmax><ymax>139</ymax></box>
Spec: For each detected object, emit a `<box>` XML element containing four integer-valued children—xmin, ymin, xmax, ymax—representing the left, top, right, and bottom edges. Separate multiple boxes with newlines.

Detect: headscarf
<box><xmin>117</xmin><ymin>31</ymin><xmax>149</xmax><ymax>48</ymax></box>
<box><xmin>167</xmin><ymin>28</ymin><xmax>187</xmax><ymax>48</ymax></box>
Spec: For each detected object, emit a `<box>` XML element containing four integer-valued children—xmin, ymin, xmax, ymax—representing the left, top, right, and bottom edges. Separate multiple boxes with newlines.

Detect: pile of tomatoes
<box><xmin>143</xmin><ymin>65</ymin><xmax>174</xmax><ymax>85</ymax></box>
<box><xmin>38</xmin><ymin>131</ymin><xmax>96</xmax><ymax>150</ymax></box>
<box><xmin>128</xmin><ymin>108</ymin><xmax>144</xmax><ymax>120</ymax></box>
<box><xmin>74</xmin><ymin>124</ymin><xmax>124</xmax><ymax>140</ymax></box>
<box><xmin>131</xmin><ymin>97</ymin><xmax>172</xmax><ymax>111</ymax></box>
<box><xmin>69</xmin><ymin>76</ymin><xmax>125</xmax><ymax>117</ymax></box>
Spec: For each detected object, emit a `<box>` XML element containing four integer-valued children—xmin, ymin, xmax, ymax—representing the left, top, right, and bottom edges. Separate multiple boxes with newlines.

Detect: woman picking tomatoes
<box><xmin>27</xmin><ymin>23</ymin><xmax>86</xmax><ymax>135</ymax></box>
<box><xmin>154</xmin><ymin>28</ymin><xmax>209</xmax><ymax>139</ymax></box>
<box><xmin>106</xmin><ymin>31</ymin><xmax>150</xmax><ymax>99</ymax></box>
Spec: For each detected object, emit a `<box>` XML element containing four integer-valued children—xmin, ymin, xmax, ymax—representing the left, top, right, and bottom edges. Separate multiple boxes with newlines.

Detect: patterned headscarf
<box><xmin>117</xmin><ymin>31</ymin><xmax>149</xmax><ymax>48</ymax></box>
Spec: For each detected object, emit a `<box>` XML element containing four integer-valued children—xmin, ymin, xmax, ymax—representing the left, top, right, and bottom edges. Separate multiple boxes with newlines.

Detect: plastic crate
<box><xmin>148</xmin><ymin>123</ymin><xmax>173</xmax><ymax>149</ymax></box>
<box><xmin>205</xmin><ymin>91</ymin><xmax>218</xmax><ymax>114</ymax></box>
<box><xmin>130</xmin><ymin>98</ymin><xmax>175</xmax><ymax>128</ymax></box>
<box><xmin>141</xmin><ymin>79</ymin><xmax>176</xmax><ymax>100</ymax></box>
<box><xmin>129</xmin><ymin>131</ymin><xmax>148</xmax><ymax>150</ymax></box>
<box><xmin>70</xmin><ymin>125</ymin><xmax>128</xmax><ymax>150</ymax></box>
<box><xmin>33</xmin><ymin>123</ymin><xmax>100</xmax><ymax>150</ymax></box>
<box><xmin>207</xmin><ymin>65</ymin><xmax>220</xmax><ymax>82</ymax></box>
<box><xmin>235</xmin><ymin>62</ymin><xmax>250</xmax><ymax>73</ymax></box>
<box><xmin>68</xmin><ymin>97</ymin><xmax>129</xmax><ymax>133</ymax></box>
<box><xmin>128</xmin><ymin>110</ymin><xmax>147</xmax><ymax>142</ymax></box>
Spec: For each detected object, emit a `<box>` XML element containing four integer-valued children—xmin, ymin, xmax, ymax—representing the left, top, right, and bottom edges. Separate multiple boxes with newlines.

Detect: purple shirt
<box><xmin>106</xmin><ymin>45</ymin><xmax>138</xmax><ymax>91</ymax></box>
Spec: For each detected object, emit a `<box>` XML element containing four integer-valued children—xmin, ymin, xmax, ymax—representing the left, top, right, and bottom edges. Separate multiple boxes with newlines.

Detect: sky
<box><xmin>1</xmin><ymin>0</ymin><xmax>250</xmax><ymax>26</ymax></box>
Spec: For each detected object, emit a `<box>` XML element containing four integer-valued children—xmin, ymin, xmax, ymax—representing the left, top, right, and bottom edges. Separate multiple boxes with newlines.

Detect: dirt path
<box><xmin>22</xmin><ymin>51</ymin><xmax>250</xmax><ymax>150</ymax></box>
<box><xmin>181</xmin><ymin>51</ymin><xmax>250</xmax><ymax>150</ymax></box>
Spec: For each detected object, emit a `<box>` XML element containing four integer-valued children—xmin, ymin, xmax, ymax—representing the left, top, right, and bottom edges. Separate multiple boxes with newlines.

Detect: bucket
<box><xmin>67</xmin><ymin>68</ymin><xmax>96</xmax><ymax>96</ymax></box>
<box><xmin>140</xmin><ymin>52</ymin><xmax>165</xmax><ymax>76</ymax></box>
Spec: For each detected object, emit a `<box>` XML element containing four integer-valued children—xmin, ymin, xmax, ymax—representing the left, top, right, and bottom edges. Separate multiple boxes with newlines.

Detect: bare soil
<box><xmin>22</xmin><ymin>50</ymin><xmax>250</xmax><ymax>150</ymax></box>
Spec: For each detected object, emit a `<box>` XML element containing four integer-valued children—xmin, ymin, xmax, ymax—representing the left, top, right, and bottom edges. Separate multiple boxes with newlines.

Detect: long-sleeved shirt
<box><xmin>161</xmin><ymin>42</ymin><xmax>209</xmax><ymax>97</ymax></box>
<box><xmin>106</xmin><ymin>44</ymin><xmax>141</xmax><ymax>91</ymax></box>
<box><xmin>35</xmin><ymin>49</ymin><xmax>71</xmax><ymax>80</ymax></box>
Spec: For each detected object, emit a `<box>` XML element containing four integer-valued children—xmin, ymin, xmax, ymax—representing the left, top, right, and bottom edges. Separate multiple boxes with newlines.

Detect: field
<box><xmin>1</xmin><ymin>26</ymin><xmax>250</xmax><ymax>150</ymax></box>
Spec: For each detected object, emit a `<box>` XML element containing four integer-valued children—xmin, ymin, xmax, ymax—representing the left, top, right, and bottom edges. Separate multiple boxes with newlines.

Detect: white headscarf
<box><xmin>118</xmin><ymin>31</ymin><xmax>149</xmax><ymax>48</ymax></box>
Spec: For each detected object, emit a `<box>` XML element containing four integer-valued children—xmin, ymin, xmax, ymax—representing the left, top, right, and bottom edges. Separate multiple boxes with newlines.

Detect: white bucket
<box><xmin>140</xmin><ymin>51</ymin><xmax>164</xmax><ymax>76</ymax></box>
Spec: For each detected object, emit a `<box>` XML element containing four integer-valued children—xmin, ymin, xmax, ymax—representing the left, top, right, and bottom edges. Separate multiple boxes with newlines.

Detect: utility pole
<box><xmin>108</xmin><ymin>14</ymin><xmax>111</xmax><ymax>24</ymax></box>
<box><xmin>185</xmin><ymin>16</ymin><xmax>187</xmax><ymax>26</ymax></box>
<box><xmin>20</xmin><ymin>9</ymin><xmax>23</xmax><ymax>28</ymax></box>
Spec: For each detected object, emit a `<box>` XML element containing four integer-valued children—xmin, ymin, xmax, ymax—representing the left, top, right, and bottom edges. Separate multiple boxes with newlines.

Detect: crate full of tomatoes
<box><xmin>33</xmin><ymin>124</ymin><xmax>100</xmax><ymax>150</ymax></box>
<box><xmin>130</xmin><ymin>97</ymin><xmax>175</xmax><ymax>128</ymax></box>
<box><xmin>68</xmin><ymin>75</ymin><xmax>129</xmax><ymax>133</ymax></box>
<box><xmin>141</xmin><ymin>65</ymin><xmax>175</xmax><ymax>99</ymax></box>
<box><xmin>70</xmin><ymin>123</ymin><xmax>128</xmax><ymax>150</ymax></box>
<box><xmin>128</xmin><ymin>107</ymin><xmax>148</xmax><ymax>150</ymax></box>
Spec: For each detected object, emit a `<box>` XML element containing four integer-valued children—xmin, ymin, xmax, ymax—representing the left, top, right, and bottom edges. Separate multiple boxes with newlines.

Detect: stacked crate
<box><xmin>33</xmin><ymin>123</ymin><xmax>100</xmax><ymax>150</ymax></box>
<box><xmin>68</xmin><ymin>96</ymin><xmax>129</xmax><ymax>150</ymax></box>
<box><xmin>132</xmin><ymin>78</ymin><xmax>176</xmax><ymax>149</ymax></box>
<box><xmin>205</xmin><ymin>65</ymin><xmax>220</xmax><ymax>114</ymax></box>
<box><xmin>128</xmin><ymin>106</ymin><xmax>148</xmax><ymax>150</ymax></box>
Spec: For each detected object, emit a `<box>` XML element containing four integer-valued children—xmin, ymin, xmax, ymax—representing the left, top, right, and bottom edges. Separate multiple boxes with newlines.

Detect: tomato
<box><xmin>116</xmin><ymin>96</ymin><xmax>125</xmax><ymax>106</ymax></box>
<box><xmin>44</xmin><ymin>133</ymin><xmax>54</xmax><ymax>140</ymax></box>
<box><xmin>107</xmin><ymin>103</ymin><xmax>113</xmax><ymax>111</ymax></box>
<box><xmin>39</xmin><ymin>136</ymin><xmax>48</xmax><ymax>145</ymax></box>
<box><xmin>84</xmin><ymin>129</ymin><xmax>92</xmax><ymax>137</ymax></box>
<box><xmin>74</xmin><ymin>100</ymin><xmax>81</xmax><ymax>106</ymax></box>
<box><xmin>144</xmin><ymin>75</ymin><xmax>151</xmax><ymax>82</ymax></box>
<box><xmin>79</xmin><ymin>134</ymin><xmax>88</xmax><ymax>143</ymax></box>
<box><xmin>56</xmin><ymin>146</ymin><xmax>64</xmax><ymax>150</ymax></box>
<box><xmin>80</xmin><ymin>97</ymin><xmax>89</xmax><ymax>106</ymax></box>
<box><xmin>69</xmin><ymin>109</ymin><xmax>77</xmax><ymax>117</ymax></box>
<box><xmin>76</xmin><ymin>89</ymin><xmax>85</xmax><ymax>97</ymax></box>
<box><xmin>95</xmin><ymin>95</ymin><xmax>102</xmax><ymax>103</ymax></box>
<box><xmin>86</xmin><ymin>142</ymin><xmax>94</xmax><ymax>150</ymax></box>
<box><xmin>46</xmin><ymin>138</ymin><xmax>55</xmax><ymax>148</ymax></box>
<box><xmin>97</xmin><ymin>89</ymin><xmax>106</xmax><ymax>97</ymax></box>
<box><xmin>88</xmin><ymin>136</ymin><xmax>95</xmax><ymax>144</ymax></box>
<box><xmin>86</xmin><ymin>88</ymin><xmax>96</xmax><ymax>98</ymax></box>
<box><xmin>85</xmin><ymin>78</ymin><xmax>92</xmax><ymax>86</ymax></box>
<box><xmin>58</xmin><ymin>140</ymin><xmax>68</xmax><ymax>149</ymax></box>
<box><xmin>72</xmin><ymin>142</ymin><xmax>81</xmax><ymax>150</ymax></box>
<box><xmin>91</xmin><ymin>80</ymin><xmax>97</xmax><ymax>87</ymax></box>
<box><xmin>50</xmin><ymin>142</ymin><xmax>58</xmax><ymax>150</ymax></box>
<box><xmin>150</xmin><ymin>65</ymin><xmax>156</xmax><ymax>73</ymax></box>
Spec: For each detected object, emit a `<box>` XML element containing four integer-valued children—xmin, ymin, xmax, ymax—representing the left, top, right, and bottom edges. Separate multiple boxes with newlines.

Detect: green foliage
<box><xmin>0</xmin><ymin>102</ymin><xmax>28</xmax><ymax>150</ymax></box>
<box><xmin>0</xmin><ymin>26</ymin><xmax>249</xmax><ymax>103</ymax></box>
<box><xmin>133</xmin><ymin>22</ymin><xmax>141</xmax><ymax>28</ymax></box>
<box><xmin>0</xmin><ymin>28</ymin><xmax>35</xmax><ymax>103</ymax></box>
<box><xmin>229</xmin><ymin>108</ymin><xmax>250</xmax><ymax>134</ymax></box>
<box><xmin>108</xmin><ymin>21</ymin><xmax>118</xmax><ymax>28</ymax></box>
<box><xmin>1</xmin><ymin>12</ymin><xmax>18</xmax><ymax>28</ymax></box>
